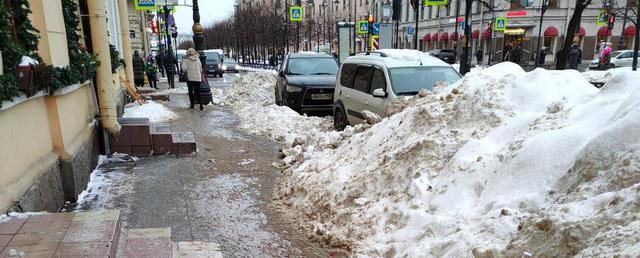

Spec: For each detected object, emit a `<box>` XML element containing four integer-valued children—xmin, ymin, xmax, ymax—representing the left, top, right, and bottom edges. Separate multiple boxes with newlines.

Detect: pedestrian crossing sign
<box><xmin>290</xmin><ymin>6</ymin><xmax>303</xmax><ymax>22</ymax></box>
<box><xmin>596</xmin><ymin>11</ymin><xmax>607</xmax><ymax>26</ymax></box>
<box><xmin>134</xmin><ymin>0</ymin><xmax>156</xmax><ymax>10</ymax></box>
<box><xmin>423</xmin><ymin>0</ymin><xmax>448</xmax><ymax>6</ymax></box>
<box><xmin>494</xmin><ymin>17</ymin><xmax>507</xmax><ymax>31</ymax></box>
<box><xmin>357</xmin><ymin>20</ymin><xmax>368</xmax><ymax>34</ymax></box>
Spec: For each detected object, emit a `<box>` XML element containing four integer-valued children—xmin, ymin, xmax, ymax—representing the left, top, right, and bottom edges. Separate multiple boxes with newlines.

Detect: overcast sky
<box><xmin>173</xmin><ymin>0</ymin><xmax>235</xmax><ymax>34</ymax></box>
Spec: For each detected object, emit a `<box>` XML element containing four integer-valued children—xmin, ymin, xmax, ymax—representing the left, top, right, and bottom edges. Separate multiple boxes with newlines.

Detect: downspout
<box><xmin>88</xmin><ymin>0</ymin><xmax>121</xmax><ymax>135</ymax></box>
<box><xmin>118</xmin><ymin>0</ymin><xmax>134</xmax><ymax>84</ymax></box>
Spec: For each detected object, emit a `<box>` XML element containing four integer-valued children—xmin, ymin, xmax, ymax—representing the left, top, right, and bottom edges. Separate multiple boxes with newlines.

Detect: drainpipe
<box><xmin>118</xmin><ymin>0</ymin><xmax>134</xmax><ymax>84</ymax></box>
<box><xmin>88</xmin><ymin>0</ymin><xmax>121</xmax><ymax>135</ymax></box>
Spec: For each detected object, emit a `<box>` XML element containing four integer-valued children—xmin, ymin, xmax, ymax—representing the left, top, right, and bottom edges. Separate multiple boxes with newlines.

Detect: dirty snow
<box><xmin>265</xmin><ymin>62</ymin><xmax>640</xmax><ymax>257</ymax></box>
<box><xmin>75</xmin><ymin>154</ymin><xmax>136</xmax><ymax>211</ymax></box>
<box><xmin>210</xmin><ymin>71</ymin><xmax>333</xmax><ymax>145</ymax></box>
<box><xmin>582</xmin><ymin>67</ymin><xmax>639</xmax><ymax>84</ymax></box>
<box><xmin>123</xmin><ymin>100</ymin><xmax>178</xmax><ymax>123</ymax></box>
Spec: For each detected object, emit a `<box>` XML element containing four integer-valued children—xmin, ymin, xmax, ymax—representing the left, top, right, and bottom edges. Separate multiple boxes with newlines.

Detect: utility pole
<box><xmin>535</xmin><ymin>0</ymin><xmax>549</xmax><ymax>68</ymax></box>
<box><xmin>454</xmin><ymin>0</ymin><xmax>460</xmax><ymax>56</ymax></box>
<box><xmin>617</xmin><ymin>0</ymin><xmax>630</xmax><ymax>49</ymax></box>
<box><xmin>354</xmin><ymin>0</ymin><xmax>358</xmax><ymax>52</ymax></box>
<box><xmin>413</xmin><ymin>0</ymin><xmax>419</xmax><ymax>49</ymax></box>
<box><xmin>633</xmin><ymin>0</ymin><xmax>639</xmax><ymax>71</ymax></box>
<box><xmin>297</xmin><ymin>0</ymin><xmax>301</xmax><ymax>52</ymax></box>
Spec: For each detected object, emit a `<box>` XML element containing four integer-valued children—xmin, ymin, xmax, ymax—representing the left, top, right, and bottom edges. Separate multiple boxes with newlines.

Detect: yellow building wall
<box><xmin>28</xmin><ymin>0</ymin><xmax>70</xmax><ymax>66</ymax></box>
<box><xmin>56</xmin><ymin>84</ymin><xmax>98</xmax><ymax>150</ymax></box>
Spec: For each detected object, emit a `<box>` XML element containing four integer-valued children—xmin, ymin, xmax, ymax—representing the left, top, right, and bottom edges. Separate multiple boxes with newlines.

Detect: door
<box><xmin>616</xmin><ymin>51</ymin><xmax>633</xmax><ymax>67</ymax></box>
<box><xmin>276</xmin><ymin>56</ymin><xmax>289</xmax><ymax>102</ymax></box>
<box><xmin>363</xmin><ymin>66</ymin><xmax>389</xmax><ymax>118</ymax></box>
<box><xmin>342</xmin><ymin>65</ymin><xmax>373</xmax><ymax>124</ymax></box>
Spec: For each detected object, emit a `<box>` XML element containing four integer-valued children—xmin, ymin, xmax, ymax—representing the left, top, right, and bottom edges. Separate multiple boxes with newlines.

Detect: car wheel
<box><xmin>334</xmin><ymin>107</ymin><xmax>349</xmax><ymax>131</ymax></box>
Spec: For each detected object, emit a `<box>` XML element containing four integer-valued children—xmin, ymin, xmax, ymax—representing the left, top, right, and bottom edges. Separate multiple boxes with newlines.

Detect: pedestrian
<box><xmin>181</xmin><ymin>48</ymin><xmax>203</xmax><ymax>110</ymax></box>
<box><xmin>145</xmin><ymin>61</ymin><xmax>158</xmax><ymax>89</ymax></box>
<box><xmin>503</xmin><ymin>42</ymin><xmax>513</xmax><ymax>62</ymax></box>
<box><xmin>269</xmin><ymin>55</ymin><xmax>276</xmax><ymax>67</ymax></box>
<box><xmin>475</xmin><ymin>49</ymin><xmax>483</xmax><ymax>64</ymax></box>
<box><xmin>132</xmin><ymin>50</ymin><xmax>145</xmax><ymax>88</ymax></box>
<box><xmin>156</xmin><ymin>50</ymin><xmax>165</xmax><ymax>77</ymax></box>
<box><xmin>598</xmin><ymin>43</ymin><xmax>613</xmax><ymax>70</ymax></box>
<box><xmin>568</xmin><ymin>42</ymin><xmax>582</xmax><ymax>70</ymax></box>
<box><xmin>164</xmin><ymin>50</ymin><xmax>179</xmax><ymax>89</ymax></box>
<box><xmin>538</xmin><ymin>47</ymin><xmax>547</xmax><ymax>66</ymax></box>
<box><xmin>510</xmin><ymin>43</ymin><xmax>523</xmax><ymax>64</ymax></box>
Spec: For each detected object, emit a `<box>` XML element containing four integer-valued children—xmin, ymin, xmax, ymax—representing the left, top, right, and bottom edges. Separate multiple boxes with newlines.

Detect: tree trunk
<box><xmin>556</xmin><ymin>0</ymin><xmax>589</xmax><ymax>70</ymax></box>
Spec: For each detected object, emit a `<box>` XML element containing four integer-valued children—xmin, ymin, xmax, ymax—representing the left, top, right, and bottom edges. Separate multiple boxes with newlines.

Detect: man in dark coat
<box><xmin>568</xmin><ymin>43</ymin><xmax>582</xmax><ymax>70</ymax></box>
<box><xmin>156</xmin><ymin>50</ymin><xmax>165</xmax><ymax>77</ymax></box>
<box><xmin>510</xmin><ymin>43</ymin><xmax>523</xmax><ymax>64</ymax></box>
<box><xmin>132</xmin><ymin>50</ymin><xmax>145</xmax><ymax>88</ymax></box>
<box><xmin>163</xmin><ymin>50</ymin><xmax>179</xmax><ymax>89</ymax></box>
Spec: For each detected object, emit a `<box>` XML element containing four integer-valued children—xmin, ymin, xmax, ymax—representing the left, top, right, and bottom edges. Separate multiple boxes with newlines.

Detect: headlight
<box><xmin>286</xmin><ymin>85</ymin><xmax>303</xmax><ymax>92</ymax></box>
<box><xmin>235</xmin><ymin>64</ymin><xmax>239</xmax><ymax>69</ymax></box>
<box><xmin>221</xmin><ymin>65</ymin><xmax>227</xmax><ymax>70</ymax></box>
<box><xmin>217</xmin><ymin>63</ymin><xmax>222</xmax><ymax>68</ymax></box>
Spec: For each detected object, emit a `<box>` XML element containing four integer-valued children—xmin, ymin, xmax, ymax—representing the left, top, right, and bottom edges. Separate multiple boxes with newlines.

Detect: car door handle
<box><xmin>346</xmin><ymin>94</ymin><xmax>351</xmax><ymax>99</ymax></box>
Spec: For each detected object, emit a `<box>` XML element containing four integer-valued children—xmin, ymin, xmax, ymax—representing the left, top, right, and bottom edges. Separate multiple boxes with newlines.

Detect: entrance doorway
<box><xmin>502</xmin><ymin>28</ymin><xmax>530</xmax><ymax>62</ymax></box>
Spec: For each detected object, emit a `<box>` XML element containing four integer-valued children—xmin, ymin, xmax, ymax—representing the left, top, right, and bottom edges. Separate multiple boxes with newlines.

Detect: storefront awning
<box><xmin>423</xmin><ymin>34</ymin><xmax>431</xmax><ymax>41</ymax></box>
<box><xmin>624</xmin><ymin>25</ymin><xmax>637</xmax><ymax>37</ymax></box>
<box><xmin>598</xmin><ymin>26</ymin><xmax>612</xmax><ymax>37</ymax></box>
<box><xmin>472</xmin><ymin>30</ymin><xmax>479</xmax><ymax>39</ymax></box>
<box><xmin>440</xmin><ymin>32</ymin><xmax>449</xmax><ymax>41</ymax></box>
<box><xmin>450</xmin><ymin>32</ymin><xmax>458</xmax><ymax>41</ymax></box>
<box><xmin>544</xmin><ymin>26</ymin><xmax>559</xmax><ymax>37</ymax></box>
<box><xmin>482</xmin><ymin>28</ymin><xmax>491</xmax><ymax>39</ymax></box>
<box><xmin>432</xmin><ymin>32</ymin><xmax>440</xmax><ymax>41</ymax></box>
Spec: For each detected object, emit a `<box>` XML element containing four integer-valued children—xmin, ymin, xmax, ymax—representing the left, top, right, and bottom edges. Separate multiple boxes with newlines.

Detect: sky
<box><xmin>173</xmin><ymin>0</ymin><xmax>236</xmax><ymax>35</ymax></box>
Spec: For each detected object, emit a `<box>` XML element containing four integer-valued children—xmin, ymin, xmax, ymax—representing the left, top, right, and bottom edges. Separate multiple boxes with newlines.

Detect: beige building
<box><xmin>0</xmin><ymin>0</ymin><xmax>138</xmax><ymax>213</ymax></box>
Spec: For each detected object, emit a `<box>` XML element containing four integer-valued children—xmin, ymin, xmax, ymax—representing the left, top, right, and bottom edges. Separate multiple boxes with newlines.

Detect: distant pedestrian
<box><xmin>145</xmin><ymin>61</ymin><xmax>158</xmax><ymax>89</ymax></box>
<box><xmin>181</xmin><ymin>48</ymin><xmax>203</xmax><ymax>110</ymax></box>
<box><xmin>598</xmin><ymin>43</ymin><xmax>613</xmax><ymax>70</ymax></box>
<box><xmin>568</xmin><ymin>42</ymin><xmax>582</xmax><ymax>70</ymax></box>
<box><xmin>475</xmin><ymin>49</ymin><xmax>483</xmax><ymax>64</ymax></box>
<box><xmin>269</xmin><ymin>55</ymin><xmax>276</xmax><ymax>67</ymax></box>
<box><xmin>538</xmin><ymin>47</ymin><xmax>547</xmax><ymax>65</ymax></box>
<box><xmin>156</xmin><ymin>50</ymin><xmax>165</xmax><ymax>77</ymax></box>
<box><xmin>132</xmin><ymin>50</ymin><xmax>145</xmax><ymax>88</ymax></box>
<box><xmin>510</xmin><ymin>43</ymin><xmax>523</xmax><ymax>64</ymax></box>
<box><xmin>164</xmin><ymin>51</ymin><xmax>179</xmax><ymax>89</ymax></box>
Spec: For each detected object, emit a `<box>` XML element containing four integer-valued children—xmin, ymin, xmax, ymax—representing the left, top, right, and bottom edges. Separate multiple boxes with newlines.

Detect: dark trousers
<box><xmin>134</xmin><ymin>78</ymin><xmax>144</xmax><ymax>88</ymax></box>
<box><xmin>147</xmin><ymin>74</ymin><xmax>157</xmax><ymax>88</ymax></box>
<box><xmin>158</xmin><ymin>65</ymin><xmax>165</xmax><ymax>77</ymax></box>
<box><xmin>187</xmin><ymin>81</ymin><xmax>200</xmax><ymax>108</ymax></box>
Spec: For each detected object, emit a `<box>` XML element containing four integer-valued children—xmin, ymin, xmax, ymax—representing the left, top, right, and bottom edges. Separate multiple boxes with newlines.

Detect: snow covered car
<box><xmin>275</xmin><ymin>52</ymin><xmax>339</xmax><ymax>113</ymax></box>
<box><xmin>589</xmin><ymin>50</ymin><xmax>640</xmax><ymax>70</ymax></box>
<box><xmin>333</xmin><ymin>49</ymin><xmax>461</xmax><ymax>130</ymax></box>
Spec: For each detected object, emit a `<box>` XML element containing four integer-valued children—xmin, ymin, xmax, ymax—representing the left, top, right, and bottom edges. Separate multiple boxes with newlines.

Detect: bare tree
<box><xmin>556</xmin><ymin>0</ymin><xmax>593</xmax><ymax>69</ymax></box>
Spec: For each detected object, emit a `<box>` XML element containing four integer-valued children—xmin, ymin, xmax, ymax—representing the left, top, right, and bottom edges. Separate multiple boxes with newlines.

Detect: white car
<box><xmin>333</xmin><ymin>49</ymin><xmax>461</xmax><ymax>130</ymax></box>
<box><xmin>589</xmin><ymin>50</ymin><xmax>640</xmax><ymax>70</ymax></box>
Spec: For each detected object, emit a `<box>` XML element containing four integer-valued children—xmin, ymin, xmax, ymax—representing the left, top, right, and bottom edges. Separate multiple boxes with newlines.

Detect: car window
<box><xmin>286</xmin><ymin>58</ymin><xmax>338</xmax><ymax>75</ymax></box>
<box><xmin>389</xmin><ymin>66</ymin><xmax>460</xmax><ymax>95</ymax></box>
<box><xmin>204</xmin><ymin>52</ymin><xmax>220</xmax><ymax>61</ymax></box>
<box><xmin>353</xmin><ymin>66</ymin><xmax>373</xmax><ymax>93</ymax></box>
<box><xmin>340</xmin><ymin>63</ymin><xmax>358</xmax><ymax>88</ymax></box>
<box><xmin>619</xmin><ymin>52</ymin><xmax>633</xmax><ymax>58</ymax></box>
<box><xmin>369</xmin><ymin>68</ymin><xmax>386</xmax><ymax>94</ymax></box>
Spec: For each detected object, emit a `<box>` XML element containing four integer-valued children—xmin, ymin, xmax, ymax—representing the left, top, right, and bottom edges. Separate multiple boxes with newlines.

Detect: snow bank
<box><xmin>274</xmin><ymin>62</ymin><xmax>640</xmax><ymax>257</ymax></box>
<box><xmin>582</xmin><ymin>67</ymin><xmax>639</xmax><ymax>84</ymax></box>
<box><xmin>212</xmin><ymin>71</ymin><xmax>333</xmax><ymax>145</ymax></box>
<box><xmin>123</xmin><ymin>100</ymin><xmax>178</xmax><ymax>123</ymax></box>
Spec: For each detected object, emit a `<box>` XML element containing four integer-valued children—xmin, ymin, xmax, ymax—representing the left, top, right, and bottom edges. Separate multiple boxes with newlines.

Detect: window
<box><xmin>370</xmin><ymin>68</ymin><xmax>387</xmax><ymax>94</ymax></box>
<box><xmin>618</xmin><ymin>51</ymin><xmax>633</xmax><ymax>58</ymax></box>
<box><xmin>548</xmin><ymin>0</ymin><xmax>558</xmax><ymax>8</ymax></box>
<box><xmin>389</xmin><ymin>66</ymin><xmax>460</xmax><ymax>94</ymax></box>
<box><xmin>340</xmin><ymin>63</ymin><xmax>358</xmax><ymax>88</ymax></box>
<box><xmin>287</xmin><ymin>58</ymin><xmax>339</xmax><ymax>75</ymax></box>
<box><xmin>353</xmin><ymin>66</ymin><xmax>373</xmax><ymax>93</ymax></box>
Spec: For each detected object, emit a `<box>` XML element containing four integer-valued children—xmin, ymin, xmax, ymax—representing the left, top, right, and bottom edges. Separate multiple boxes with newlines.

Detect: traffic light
<box><xmin>367</xmin><ymin>15</ymin><xmax>374</xmax><ymax>24</ymax></box>
<box><xmin>151</xmin><ymin>20</ymin><xmax>159</xmax><ymax>34</ymax></box>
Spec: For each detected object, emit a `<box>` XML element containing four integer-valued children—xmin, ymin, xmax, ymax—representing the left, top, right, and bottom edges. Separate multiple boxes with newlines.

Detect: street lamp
<box><xmin>535</xmin><ymin>0</ymin><xmax>549</xmax><ymax>68</ymax></box>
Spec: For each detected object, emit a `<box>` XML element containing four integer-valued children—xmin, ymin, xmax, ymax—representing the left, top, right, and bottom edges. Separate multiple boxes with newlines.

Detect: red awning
<box><xmin>624</xmin><ymin>25</ymin><xmax>637</xmax><ymax>36</ymax></box>
<box><xmin>578</xmin><ymin>26</ymin><xmax>586</xmax><ymax>37</ymax></box>
<box><xmin>450</xmin><ymin>32</ymin><xmax>458</xmax><ymax>41</ymax></box>
<box><xmin>544</xmin><ymin>26</ymin><xmax>559</xmax><ymax>37</ymax></box>
<box><xmin>598</xmin><ymin>26</ymin><xmax>612</xmax><ymax>37</ymax></box>
<box><xmin>432</xmin><ymin>32</ymin><xmax>440</xmax><ymax>41</ymax></box>
<box><xmin>440</xmin><ymin>32</ymin><xmax>449</xmax><ymax>41</ymax></box>
<box><xmin>423</xmin><ymin>34</ymin><xmax>431</xmax><ymax>41</ymax></box>
<box><xmin>482</xmin><ymin>28</ymin><xmax>491</xmax><ymax>39</ymax></box>
<box><xmin>472</xmin><ymin>30</ymin><xmax>480</xmax><ymax>39</ymax></box>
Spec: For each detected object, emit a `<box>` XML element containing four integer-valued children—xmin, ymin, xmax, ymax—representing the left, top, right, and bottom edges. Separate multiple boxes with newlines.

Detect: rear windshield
<box><xmin>287</xmin><ymin>57</ymin><xmax>338</xmax><ymax>75</ymax></box>
<box><xmin>389</xmin><ymin>66</ymin><xmax>461</xmax><ymax>95</ymax></box>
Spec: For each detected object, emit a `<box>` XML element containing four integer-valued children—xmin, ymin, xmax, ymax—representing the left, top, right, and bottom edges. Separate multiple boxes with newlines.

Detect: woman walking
<box><xmin>181</xmin><ymin>48</ymin><xmax>203</xmax><ymax>109</ymax></box>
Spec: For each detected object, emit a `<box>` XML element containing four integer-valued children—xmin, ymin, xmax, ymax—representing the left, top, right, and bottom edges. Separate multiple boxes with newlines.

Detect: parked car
<box><xmin>203</xmin><ymin>50</ymin><xmax>224</xmax><ymax>77</ymax></box>
<box><xmin>222</xmin><ymin>58</ymin><xmax>239</xmax><ymax>73</ymax></box>
<box><xmin>333</xmin><ymin>49</ymin><xmax>461</xmax><ymax>130</ymax></box>
<box><xmin>589</xmin><ymin>50</ymin><xmax>640</xmax><ymax>70</ymax></box>
<box><xmin>429</xmin><ymin>49</ymin><xmax>456</xmax><ymax>64</ymax></box>
<box><xmin>275</xmin><ymin>52</ymin><xmax>339</xmax><ymax>113</ymax></box>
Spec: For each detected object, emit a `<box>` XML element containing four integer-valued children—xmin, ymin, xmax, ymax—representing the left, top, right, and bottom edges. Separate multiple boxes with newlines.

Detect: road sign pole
<box><xmin>535</xmin><ymin>0</ymin><xmax>548</xmax><ymax>68</ymax></box>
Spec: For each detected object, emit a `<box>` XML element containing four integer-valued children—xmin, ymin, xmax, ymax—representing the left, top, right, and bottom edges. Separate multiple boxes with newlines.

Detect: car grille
<box><xmin>302</xmin><ymin>88</ymin><xmax>334</xmax><ymax>106</ymax></box>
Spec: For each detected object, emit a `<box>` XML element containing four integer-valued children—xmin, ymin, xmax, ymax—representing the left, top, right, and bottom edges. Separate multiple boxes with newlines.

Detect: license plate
<box><xmin>311</xmin><ymin>93</ymin><xmax>333</xmax><ymax>100</ymax></box>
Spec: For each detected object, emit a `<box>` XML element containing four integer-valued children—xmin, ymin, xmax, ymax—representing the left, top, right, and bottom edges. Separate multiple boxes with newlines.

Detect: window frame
<box><xmin>353</xmin><ymin>65</ymin><xmax>374</xmax><ymax>93</ymax></box>
<box><xmin>369</xmin><ymin>66</ymin><xmax>388</xmax><ymax>95</ymax></box>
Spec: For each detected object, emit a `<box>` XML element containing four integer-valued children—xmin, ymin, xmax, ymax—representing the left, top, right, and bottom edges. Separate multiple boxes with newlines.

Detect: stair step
<box><xmin>121</xmin><ymin>228</ymin><xmax>172</xmax><ymax>258</ymax></box>
<box><xmin>151</xmin><ymin>125</ymin><xmax>173</xmax><ymax>155</ymax></box>
<box><xmin>136</xmin><ymin>88</ymin><xmax>157</xmax><ymax>94</ymax></box>
<box><xmin>172</xmin><ymin>132</ymin><xmax>196</xmax><ymax>155</ymax></box>
<box><xmin>172</xmin><ymin>241</ymin><xmax>223</xmax><ymax>258</ymax></box>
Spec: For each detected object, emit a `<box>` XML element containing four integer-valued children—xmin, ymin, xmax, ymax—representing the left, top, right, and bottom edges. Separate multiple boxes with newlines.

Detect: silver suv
<box><xmin>333</xmin><ymin>49</ymin><xmax>461</xmax><ymax>130</ymax></box>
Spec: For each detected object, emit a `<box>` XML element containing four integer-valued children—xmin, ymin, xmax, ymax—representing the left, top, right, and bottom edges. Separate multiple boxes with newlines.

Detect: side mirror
<box><xmin>372</xmin><ymin>88</ymin><xmax>386</xmax><ymax>98</ymax></box>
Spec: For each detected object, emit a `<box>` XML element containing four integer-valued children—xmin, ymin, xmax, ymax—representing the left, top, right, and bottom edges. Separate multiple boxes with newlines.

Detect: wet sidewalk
<box><xmin>74</xmin><ymin>77</ymin><xmax>344</xmax><ymax>257</ymax></box>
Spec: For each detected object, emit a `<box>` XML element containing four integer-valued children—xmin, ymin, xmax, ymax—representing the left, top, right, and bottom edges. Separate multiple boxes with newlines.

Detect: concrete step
<box><xmin>0</xmin><ymin>210</ymin><xmax>121</xmax><ymax>257</ymax></box>
<box><xmin>172</xmin><ymin>241</ymin><xmax>223</xmax><ymax>258</ymax></box>
<box><xmin>136</xmin><ymin>88</ymin><xmax>157</xmax><ymax>94</ymax></box>
<box><xmin>172</xmin><ymin>132</ymin><xmax>196</xmax><ymax>155</ymax></box>
<box><xmin>118</xmin><ymin>228</ymin><xmax>172</xmax><ymax>258</ymax></box>
<box><xmin>151</xmin><ymin>124</ymin><xmax>173</xmax><ymax>155</ymax></box>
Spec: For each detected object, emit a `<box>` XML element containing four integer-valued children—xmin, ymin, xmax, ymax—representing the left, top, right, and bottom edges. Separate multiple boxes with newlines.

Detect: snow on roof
<box><xmin>345</xmin><ymin>49</ymin><xmax>449</xmax><ymax>68</ymax></box>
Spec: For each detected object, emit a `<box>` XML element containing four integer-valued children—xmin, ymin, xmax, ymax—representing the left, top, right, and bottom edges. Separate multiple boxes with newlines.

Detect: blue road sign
<box><xmin>372</xmin><ymin>23</ymin><xmax>380</xmax><ymax>35</ymax></box>
<box><xmin>460</xmin><ymin>22</ymin><xmax>465</xmax><ymax>31</ymax></box>
<box><xmin>358</xmin><ymin>21</ymin><xmax>369</xmax><ymax>34</ymax></box>
<box><xmin>407</xmin><ymin>26</ymin><xmax>415</xmax><ymax>35</ymax></box>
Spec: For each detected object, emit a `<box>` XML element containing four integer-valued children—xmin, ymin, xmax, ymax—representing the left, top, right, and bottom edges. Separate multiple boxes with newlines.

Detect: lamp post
<box><xmin>535</xmin><ymin>0</ymin><xmax>549</xmax><ymax>68</ymax></box>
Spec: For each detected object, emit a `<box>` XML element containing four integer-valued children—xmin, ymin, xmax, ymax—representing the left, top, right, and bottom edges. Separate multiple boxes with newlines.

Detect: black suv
<box><xmin>204</xmin><ymin>50</ymin><xmax>224</xmax><ymax>77</ymax></box>
<box><xmin>275</xmin><ymin>53</ymin><xmax>339</xmax><ymax>113</ymax></box>
<box><xmin>429</xmin><ymin>49</ymin><xmax>456</xmax><ymax>64</ymax></box>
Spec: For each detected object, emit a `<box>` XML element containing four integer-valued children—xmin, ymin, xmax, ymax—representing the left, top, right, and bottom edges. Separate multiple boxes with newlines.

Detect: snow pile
<box><xmin>582</xmin><ymin>67</ymin><xmax>638</xmax><ymax>84</ymax></box>
<box><xmin>212</xmin><ymin>71</ymin><xmax>333</xmax><ymax>145</ymax></box>
<box><xmin>274</xmin><ymin>63</ymin><xmax>640</xmax><ymax>257</ymax></box>
<box><xmin>123</xmin><ymin>100</ymin><xmax>178</xmax><ymax>123</ymax></box>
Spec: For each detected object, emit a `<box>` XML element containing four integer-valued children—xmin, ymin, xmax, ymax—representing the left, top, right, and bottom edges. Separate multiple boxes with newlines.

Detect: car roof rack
<box><xmin>354</xmin><ymin>51</ymin><xmax>388</xmax><ymax>57</ymax></box>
